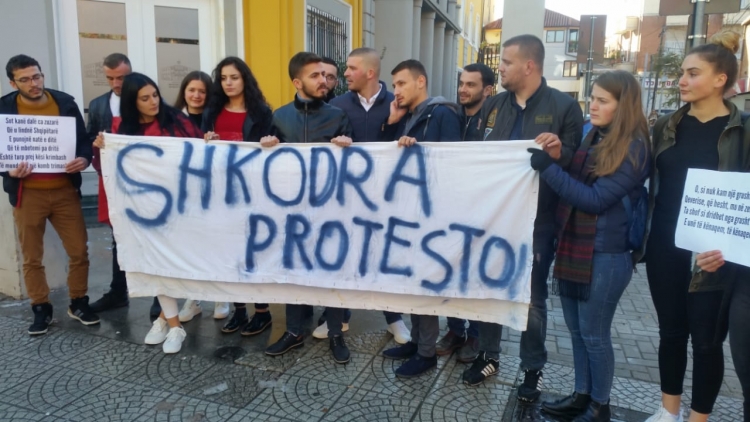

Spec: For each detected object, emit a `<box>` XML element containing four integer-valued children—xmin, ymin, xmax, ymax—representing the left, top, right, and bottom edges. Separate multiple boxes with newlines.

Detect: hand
<box><xmin>331</xmin><ymin>136</ymin><xmax>352</xmax><ymax>147</ymax></box>
<box><xmin>388</xmin><ymin>99</ymin><xmax>407</xmax><ymax>125</ymax></box>
<box><xmin>65</xmin><ymin>157</ymin><xmax>89</xmax><ymax>173</ymax></box>
<box><xmin>528</xmin><ymin>148</ymin><xmax>554</xmax><ymax>171</ymax></box>
<box><xmin>260</xmin><ymin>135</ymin><xmax>279</xmax><ymax>148</ymax></box>
<box><xmin>204</xmin><ymin>131</ymin><xmax>219</xmax><ymax>142</ymax></box>
<box><xmin>93</xmin><ymin>132</ymin><xmax>105</xmax><ymax>149</ymax></box>
<box><xmin>535</xmin><ymin>133</ymin><xmax>562</xmax><ymax>160</ymax></box>
<box><xmin>696</xmin><ymin>250</ymin><xmax>725</xmax><ymax>272</ymax></box>
<box><xmin>8</xmin><ymin>162</ymin><xmax>33</xmax><ymax>178</ymax></box>
<box><xmin>398</xmin><ymin>136</ymin><xmax>417</xmax><ymax>147</ymax></box>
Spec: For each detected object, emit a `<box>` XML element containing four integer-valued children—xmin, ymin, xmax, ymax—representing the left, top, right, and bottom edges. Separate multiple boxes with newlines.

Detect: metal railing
<box><xmin>307</xmin><ymin>5</ymin><xmax>348</xmax><ymax>95</ymax></box>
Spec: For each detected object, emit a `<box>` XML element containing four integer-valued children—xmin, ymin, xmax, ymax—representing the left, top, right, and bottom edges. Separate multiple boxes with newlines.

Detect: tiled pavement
<box><xmin>0</xmin><ymin>227</ymin><xmax>743</xmax><ymax>421</ymax></box>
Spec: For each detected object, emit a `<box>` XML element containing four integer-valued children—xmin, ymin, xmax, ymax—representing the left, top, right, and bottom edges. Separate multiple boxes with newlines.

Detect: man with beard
<box><xmin>434</xmin><ymin>62</ymin><xmax>495</xmax><ymax>363</ymax></box>
<box><xmin>321</xmin><ymin>56</ymin><xmax>339</xmax><ymax>102</ymax></box>
<box><xmin>0</xmin><ymin>54</ymin><xmax>99</xmax><ymax>335</ymax></box>
<box><xmin>463</xmin><ymin>35</ymin><xmax>583</xmax><ymax>404</ymax></box>
<box><xmin>261</xmin><ymin>52</ymin><xmax>353</xmax><ymax>365</ymax></box>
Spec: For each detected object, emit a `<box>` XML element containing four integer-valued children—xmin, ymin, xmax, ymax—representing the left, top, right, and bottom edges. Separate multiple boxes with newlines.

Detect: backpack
<box><xmin>623</xmin><ymin>184</ymin><xmax>649</xmax><ymax>251</ymax></box>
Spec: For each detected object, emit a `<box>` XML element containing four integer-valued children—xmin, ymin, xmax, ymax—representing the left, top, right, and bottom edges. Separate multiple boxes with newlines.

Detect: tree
<box><xmin>652</xmin><ymin>51</ymin><xmax>684</xmax><ymax>109</ymax></box>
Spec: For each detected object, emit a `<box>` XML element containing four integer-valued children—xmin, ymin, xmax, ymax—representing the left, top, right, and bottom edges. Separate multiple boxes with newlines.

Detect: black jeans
<box><xmin>110</xmin><ymin>237</ymin><xmax>127</xmax><ymax>294</ymax></box>
<box><xmin>233</xmin><ymin>303</ymin><xmax>268</xmax><ymax>310</ymax></box>
<box><xmin>729</xmin><ymin>277</ymin><xmax>750</xmax><ymax>422</ymax></box>
<box><xmin>646</xmin><ymin>233</ymin><xmax>728</xmax><ymax>414</ymax></box>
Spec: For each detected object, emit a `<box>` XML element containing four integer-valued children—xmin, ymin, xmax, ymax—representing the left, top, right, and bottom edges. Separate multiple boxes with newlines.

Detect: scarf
<box><xmin>552</xmin><ymin>129</ymin><xmax>599</xmax><ymax>300</ymax></box>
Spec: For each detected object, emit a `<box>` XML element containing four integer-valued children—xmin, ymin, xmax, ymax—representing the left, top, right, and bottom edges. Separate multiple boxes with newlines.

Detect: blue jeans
<box><xmin>561</xmin><ymin>252</ymin><xmax>632</xmax><ymax>404</ymax></box>
<box><xmin>730</xmin><ymin>276</ymin><xmax>750</xmax><ymax>421</ymax></box>
<box><xmin>447</xmin><ymin>317</ymin><xmax>479</xmax><ymax>338</ymax></box>
<box><xmin>478</xmin><ymin>234</ymin><xmax>553</xmax><ymax>369</ymax></box>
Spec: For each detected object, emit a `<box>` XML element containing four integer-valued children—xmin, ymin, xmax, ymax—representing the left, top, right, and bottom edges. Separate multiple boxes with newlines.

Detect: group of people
<box><xmin>0</xmin><ymin>29</ymin><xmax>747</xmax><ymax>422</ymax></box>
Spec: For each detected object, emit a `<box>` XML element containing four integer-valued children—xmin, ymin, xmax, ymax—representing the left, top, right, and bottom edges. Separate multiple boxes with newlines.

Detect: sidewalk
<box><xmin>0</xmin><ymin>226</ymin><xmax>741</xmax><ymax>421</ymax></box>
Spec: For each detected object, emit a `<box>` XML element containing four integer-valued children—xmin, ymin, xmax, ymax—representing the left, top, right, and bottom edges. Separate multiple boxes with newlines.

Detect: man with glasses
<box><xmin>0</xmin><ymin>54</ymin><xmax>99</xmax><ymax>336</ymax></box>
<box><xmin>321</xmin><ymin>56</ymin><xmax>339</xmax><ymax>102</ymax></box>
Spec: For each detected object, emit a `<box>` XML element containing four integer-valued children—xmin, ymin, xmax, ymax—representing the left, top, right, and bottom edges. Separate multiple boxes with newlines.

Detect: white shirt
<box><xmin>109</xmin><ymin>93</ymin><xmax>121</xmax><ymax>118</ymax></box>
<box><xmin>357</xmin><ymin>85</ymin><xmax>382</xmax><ymax>112</ymax></box>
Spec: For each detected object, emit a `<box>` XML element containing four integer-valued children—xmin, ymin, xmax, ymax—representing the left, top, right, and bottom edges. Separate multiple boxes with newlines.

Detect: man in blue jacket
<box><xmin>319</xmin><ymin>48</ymin><xmax>412</xmax><ymax>345</ymax></box>
<box><xmin>380</xmin><ymin>59</ymin><xmax>462</xmax><ymax>378</ymax></box>
<box><xmin>0</xmin><ymin>55</ymin><xmax>99</xmax><ymax>335</ymax></box>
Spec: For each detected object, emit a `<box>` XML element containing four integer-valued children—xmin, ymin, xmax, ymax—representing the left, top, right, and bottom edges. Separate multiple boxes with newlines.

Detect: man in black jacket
<box><xmin>0</xmin><ymin>55</ymin><xmax>99</xmax><ymax>335</ymax></box>
<box><xmin>462</xmin><ymin>35</ymin><xmax>583</xmax><ymax>403</ymax></box>
<box><xmin>458</xmin><ymin>63</ymin><xmax>494</xmax><ymax>142</ymax></box>
<box><xmin>86</xmin><ymin>53</ymin><xmax>137</xmax><ymax>314</ymax></box>
<box><xmin>261</xmin><ymin>52</ymin><xmax>352</xmax><ymax>365</ymax></box>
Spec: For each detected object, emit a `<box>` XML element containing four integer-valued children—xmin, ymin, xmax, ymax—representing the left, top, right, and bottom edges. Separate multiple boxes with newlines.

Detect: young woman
<box><xmin>528</xmin><ymin>70</ymin><xmax>651</xmax><ymax>422</ymax></box>
<box><xmin>644</xmin><ymin>31</ymin><xmax>748</xmax><ymax>422</ymax></box>
<box><xmin>172</xmin><ymin>70</ymin><xmax>231</xmax><ymax>323</ymax></box>
<box><xmin>202</xmin><ymin>56</ymin><xmax>274</xmax><ymax>337</ymax></box>
<box><xmin>93</xmin><ymin>72</ymin><xmax>202</xmax><ymax>354</ymax></box>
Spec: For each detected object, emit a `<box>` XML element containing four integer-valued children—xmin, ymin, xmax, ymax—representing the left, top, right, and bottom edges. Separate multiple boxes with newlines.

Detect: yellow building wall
<box><xmin>243</xmin><ymin>0</ymin><xmax>361</xmax><ymax>109</ymax></box>
<box><xmin>456</xmin><ymin>0</ymin><xmax>483</xmax><ymax>68</ymax></box>
<box><xmin>486</xmin><ymin>29</ymin><xmax>501</xmax><ymax>45</ymax></box>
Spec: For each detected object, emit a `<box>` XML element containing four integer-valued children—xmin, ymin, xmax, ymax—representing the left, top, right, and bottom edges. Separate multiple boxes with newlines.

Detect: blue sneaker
<box><xmin>395</xmin><ymin>354</ymin><xmax>437</xmax><ymax>378</ymax></box>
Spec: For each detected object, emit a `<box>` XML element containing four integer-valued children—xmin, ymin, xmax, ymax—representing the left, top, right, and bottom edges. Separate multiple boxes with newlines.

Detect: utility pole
<box><xmin>650</xmin><ymin>25</ymin><xmax>666</xmax><ymax>113</ymax></box>
<box><xmin>688</xmin><ymin>0</ymin><xmax>708</xmax><ymax>48</ymax></box>
<box><xmin>584</xmin><ymin>15</ymin><xmax>597</xmax><ymax>117</ymax></box>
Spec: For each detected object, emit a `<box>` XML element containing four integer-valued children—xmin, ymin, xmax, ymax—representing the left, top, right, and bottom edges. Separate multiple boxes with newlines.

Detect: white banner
<box><xmin>101</xmin><ymin>134</ymin><xmax>539</xmax><ymax>329</ymax></box>
<box><xmin>0</xmin><ymin>114</ymin><xmax>76</xmax><ymax>172</ymax></box>
<box><xmin>675</xmin><ymin>168</ymin><xmax>750</xmax><ymax>267</ymax></box>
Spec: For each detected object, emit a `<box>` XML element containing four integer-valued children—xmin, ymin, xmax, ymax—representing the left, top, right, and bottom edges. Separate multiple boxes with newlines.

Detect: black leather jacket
<box><xmin>201</xmin><ymin>104</ymin><xmax>273</xmax><ymax>143</ymax></box>
<box><xmin>87</xmin><ymin>91</ymin><xmax>114</xmax><ymax>142</ymax></box>
<box><xmin>271</xmin><ymin>95</ymin><xmax>352</xmax><ymax>143</ymax></box>
<box><xmin>0</xmin><ymin>89</ymin><xmax>91</xmax><ymax>206</ymax></box>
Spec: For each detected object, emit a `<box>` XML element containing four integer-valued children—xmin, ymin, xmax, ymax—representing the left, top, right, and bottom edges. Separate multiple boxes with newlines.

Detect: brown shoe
<box><xmin>435</xmin><ymin>330</ymin><xmax>466</xmax><ymax>356</ymax></box>
<box><xmin>457</xmin><ymin>336</ymin><xmax>479</xmax><ymax>363</ymax></box>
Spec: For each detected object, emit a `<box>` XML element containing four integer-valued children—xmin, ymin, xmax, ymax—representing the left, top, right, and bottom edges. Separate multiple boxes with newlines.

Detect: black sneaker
<box><xmin>67</xmin><ymin>296</ymin><xmax>100</xmax><ymax>326</ymax></box>
<box><xmin>221</xmin><ymin>308</ymin><xmax>249</xmax><ymax>333</ymax></box>
<box><xmin>383</xmin><ymin>341</ymin><xmax>418</xmax><ymax>360</ymax></box>
<box><xmin>149</xmin><ymin>297</ymin><xmax>161</xmax><ymax>319</ymax></box>
<box><xmin>330</xmin><ymin>335</ymin><xmax>350</xmax><ymax>364</ymax></box>
<box><xmin>241</xmin><ymin>311</ymin><xmax>272</xmax><ymax>336</ymax></box>
<box><xmin>89</xmin><ymin>290</ymin><xmax>129</xmax><ymax>313</ymax></box>
<box><xmin>462</xmin><ymin>352</ymin><xmax>499</xmax><ymax>386</ymax></box>
<box><xmin>29</xmin><ymin>303</ymin><xmax>53</xmax><ymax>336</ymax></box>
<box><xmin>517</xmin><ymin>370</ymin><xmax>543</xmax><ymax>403</ymax></box>
<box><xmin>435</xmin><ymin>330</ymin><xmax>466</xmax><ymax>356</ymax></box>
<box><xmin>265</xmin><ymin>332</ymin><xmax>304</xmax><ymax>356</ymax></box>
<box><xmin>395</xmin><ymin>354</ymin><xmax>437</xmax><ymax>378</ymax></box>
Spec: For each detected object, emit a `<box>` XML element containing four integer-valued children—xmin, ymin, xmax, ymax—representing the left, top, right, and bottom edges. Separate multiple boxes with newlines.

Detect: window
<box><xmin>307</xmin><ymin>5</ymin><xmax>348</xmax><ymax>63</ymax></box>
<box><xmin>567</xmin><ymin>29</ymin><xmax>578</xmax><ymax>54</ymax></box>
<box><xmin>563</xmin><ymin>61</ymin><xmax>578</xmax><ymax>77</ymax></box>
<box><xmin>468</xmin><ymin>4</ymin><xmax>474</xmax><ymax>43</ymax></box>
<box><xmin>546</xmin><ymin>29</ymin><xmax>564</xmax><ymax>43</ymax></box>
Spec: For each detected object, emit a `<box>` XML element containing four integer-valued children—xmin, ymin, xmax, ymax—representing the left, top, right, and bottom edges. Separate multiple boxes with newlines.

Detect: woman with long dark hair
<box><xmin>174</xmin><ymin>70</ymin><xmax>212</xmax><ymax>128</ymax></box>
<box><xmin>644</xmin><ymin>31</ymin><xmax>749</xmax><ymax>422</ymax></box>
<box><xmin>94</xmin><ymin>72</ymin><xmax>202</xmax><ymax>354</ymax></box>
<box><xmin>528</xmin><ymin>70</ymin><xmax>651</xmax><ymax>421</ymax></box>
<box><xmin>202</xmin><ymin>56</ymin><xmax>274</xmax><ymax>336</ymax></box>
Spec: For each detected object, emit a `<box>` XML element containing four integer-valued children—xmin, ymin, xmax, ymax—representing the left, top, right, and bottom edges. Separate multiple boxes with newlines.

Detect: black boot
<box><xmin>29</xmin><ymin>303</ymin><xmax>53</xmax><ymax>336</ymax></box>
<box><xmin>542</xmin><ymin>392</ymin><xmax>591</xmax><ymax>419</ymax></box>
<box><xmin>572</xmin><ymin>400</ymin><xmax>610</xmax><ymax>422</ymax></box>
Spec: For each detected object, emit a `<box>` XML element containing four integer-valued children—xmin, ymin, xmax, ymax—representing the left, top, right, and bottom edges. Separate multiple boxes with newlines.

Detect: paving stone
<box><xmin>119</xmin><ymin>351</ymin><xmax>217</xmax><ymax>391</ymax></box>
<box><xmin>0</xmin><ymin>354</ymin><xmax>57</xmax><ymax>395</ymax></box>
<box><xmin>52</xmin><ymin>379</ymin><xmax>173</xmax><ymax>421</ymax></box>
<box><xmin>62</xmin><ymin>339</ymin><xmax>159</xmax><ymax>378</ymax></box>
<box><xmin>133</xmin><ymin>393</ymin><xmax>245</xmax><ymax>422</ymax></box>
<box><xmin>245</xmin><ymin>376</ymin><xmax>348</xmax><ymax>420</ymax></box>
<box><xmin>416</xmin><ymin>383</ymin><xmax>512</xmax><ymax>422</ymax></box>
<box><xmin>321</xmin><ymin>389</ymin><xmax>419</xmax><ymax>421</ymax></box>
<box><xmin>31</xmin><ymin>329</ymin><xmax>109</xmax><ymax>364</ymax></box>
<box><xmin>0</xmin><ymin>402</ymin><xmax>63</xmax><ymax>422</ymax></box>
<box><xmin>177</xmin><ymin>362</ymin><xmax>278</xmax><ymax>408</ymax></box>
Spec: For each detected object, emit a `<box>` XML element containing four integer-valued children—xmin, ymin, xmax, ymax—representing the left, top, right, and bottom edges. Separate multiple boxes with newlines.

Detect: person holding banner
<box><xmin>202</xmin><ymin>57</ymin><xmax>275</xmax><ymax>337</ymax></box>
<box><xmin>1</xmin><ymin>54</ymin><xmax>99</xmax><ymax>335</ymax></box>
<box><xmin>94</xmin><ymin>72</ymin><xmax>202</xmax><ymax>354</ymax></box>
<box><xmin>644</xmin><ymin>31</ymin><xmax>749</xmax><ymax>422</ymax></box>
<box><xmin>260</xmin><ymin>52</ymin><xmax>353</xmax><ymax>364</ymax></box>
<box><xmin>527</xmin><ymin>70</ymin><xmax>651</xmax><ymax>422</ymax></box>
<box><xmin>379</xmin><ymin>59</ymin><xmax>463</xmax><ymax>378</ymax></box>
<box><xmin>470</xmin><ymin>34</ymin><xmax>583</xmax><ymax>401</ymax></box>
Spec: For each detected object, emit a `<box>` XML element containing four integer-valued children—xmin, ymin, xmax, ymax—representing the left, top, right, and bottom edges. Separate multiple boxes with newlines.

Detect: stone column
<box><xmin>412</xmin><ymin>0</ymin><xmax>423</xmax><ymax>60</ymax></box>
<box><xmin>432</xmin><ymin>21</ymin><xmax>446</xmax><ymax>97</ymax></box>
<box><xmin>443</xmin><ymin>29</ymin><xmax>456</xmax><ymax>100</ymax></box>
<box><xmin>374</xmin><ymin>0</ymin><xmax>414</xmax><ymax>85</ymax></box>
<box><xmin>420</xmin><ymin>11</ymin><xmax>436</xmax><ymax>94</ymax></box>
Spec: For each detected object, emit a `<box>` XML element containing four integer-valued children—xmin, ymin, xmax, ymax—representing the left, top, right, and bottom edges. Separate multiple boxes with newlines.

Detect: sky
<box><xmin>492</xmin><ymin>0</ymin><xmax>644</xmax><ymax>35</ymax></box>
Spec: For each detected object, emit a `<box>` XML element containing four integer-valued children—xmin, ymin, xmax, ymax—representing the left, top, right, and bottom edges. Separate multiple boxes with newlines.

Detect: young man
<box><xmin>261</xmin><ymin>52</ymin><xmax>353</xmax><ymax>364</ymax></box>
<box><xmin>464</xmin><ymin>35</ymin><xmax>583</xmax><ymax>404</ymax></box>
<box><xmin>435</xmin><ymin>62</ymin><xmax>495</xmax><ymax>363</ymax></box>
<box><xmin>380</xmin><ymin>59</ymin><xmax>462</xmax><ymax>378</ymax></box>
<box><xmin>0</xmin><ymin>55</ymin><xmax>99</xmax><ymax>335</ymax></box>
<box><xmin>319</xmin><ymin>47</ymin><xmax>411</xmax><ymax>344</ymax></box>
<box><xmin>321</xmin><ymin>56</ymin><xmax>339</xmax><ymax>102</ymax></box>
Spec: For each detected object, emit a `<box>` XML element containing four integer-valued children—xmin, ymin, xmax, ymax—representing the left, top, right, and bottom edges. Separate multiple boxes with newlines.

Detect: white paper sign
<box><xmin>675</xmin><ymin>168</ymin><xmax>750</xmax><ymax>267</ymax></box>
<box><xmin>0</xmin><ymin>114</ymin><xmax>76</xmax><ymax>172</ymax></box>
<box><xmin>101</xmin><ymin>134</ymin><xmax>540</xmax><ymax>329</ymax></box>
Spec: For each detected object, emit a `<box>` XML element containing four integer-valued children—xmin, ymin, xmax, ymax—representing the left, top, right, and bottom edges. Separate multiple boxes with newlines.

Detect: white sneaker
<box><xmin>162</xmin><ymin>326</ymin><xmax>187</xmax><ymax>354</ymax></box>
<box><xmin>312</xmin><ymin>321</ymin><xmax>350</xmax><ymax>339</ymax></box>
<box><xmin>213</xmin><ymin>302</ymin><xmax>230</xmax><ymax>320</ymax></box>
<box><xmin>387</xmin><ymin>319</ymin><xmax>411</xmax><ymax>344</ymax></box>
<box><xmin>144</xmin><ymin>318</ymin><xmax>169</xmax><ymax>345</ymax></box>
<box><xmin>178</xmin><ymin>300</ymin><xmax>202</xmax><ymax>322</ymax></box>
<box><xmin>645</xmin><ymin>406</ymin><xmax>683</xmax><ymax>422</ymax></box>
